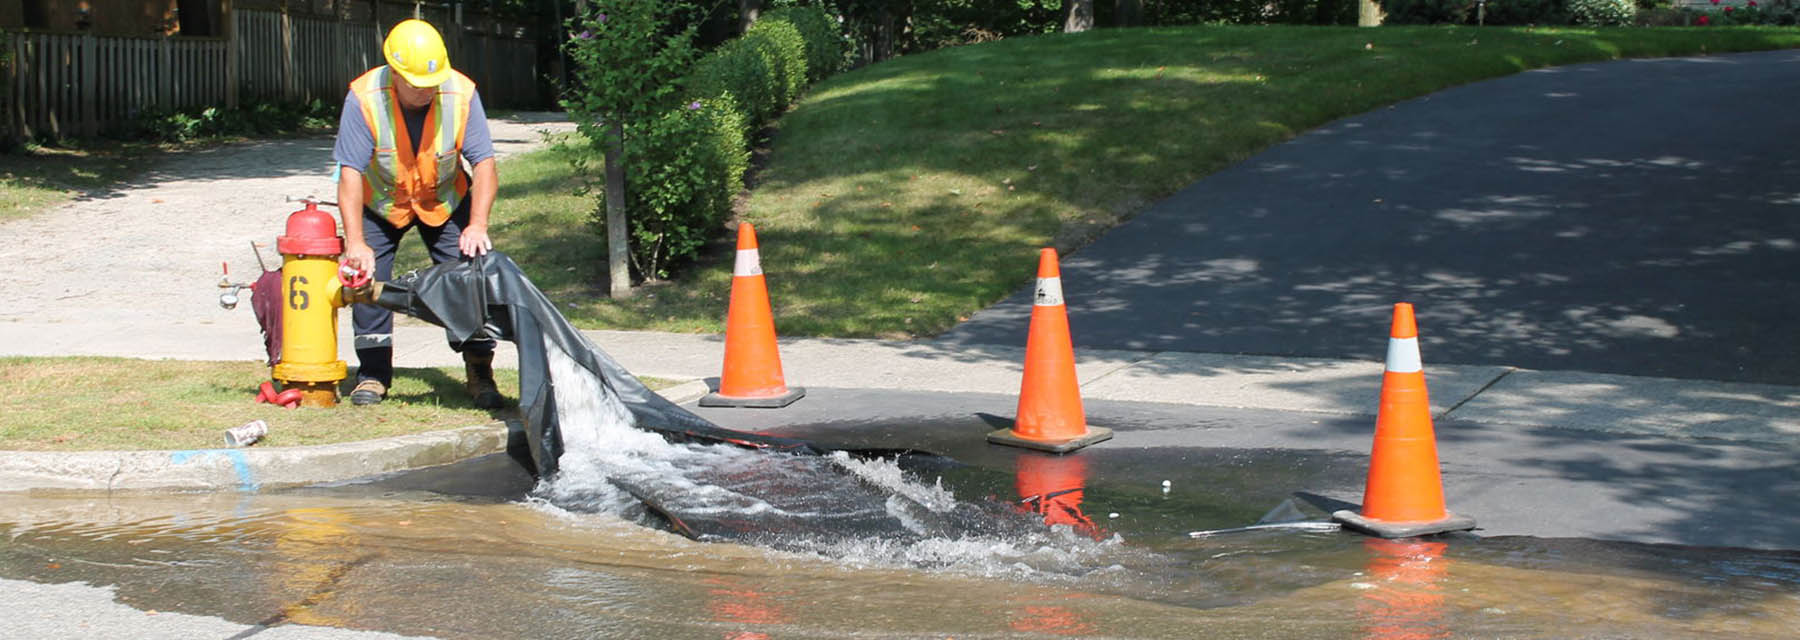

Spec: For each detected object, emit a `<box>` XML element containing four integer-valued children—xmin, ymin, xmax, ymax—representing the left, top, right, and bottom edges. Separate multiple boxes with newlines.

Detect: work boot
<box><xmin>464</xmin><ymin>352</ymin><xmax>504</xmax><ymax>409</ymax></box>
<box><xmin>350</xmin><ymin>379</ymin><xmax>387</xmax><ymax>406</ymax></box>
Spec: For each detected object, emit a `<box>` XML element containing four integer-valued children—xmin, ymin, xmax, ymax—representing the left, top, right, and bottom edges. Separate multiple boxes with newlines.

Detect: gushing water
<box><xmin>522</xmin><ymin>339</ymin><xmax>1129</xmax><ymax>579</ymax></box>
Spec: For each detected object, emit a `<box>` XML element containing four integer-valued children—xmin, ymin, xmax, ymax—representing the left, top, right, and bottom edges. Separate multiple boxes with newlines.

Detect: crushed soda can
<box><xmin>224</xmin><ymin>419</ymin><xmax>269</xmax><ymax>448</ymax></box>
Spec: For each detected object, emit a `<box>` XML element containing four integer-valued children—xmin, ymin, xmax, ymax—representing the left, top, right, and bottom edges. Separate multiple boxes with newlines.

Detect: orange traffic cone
<box><xmin>699</xmin><ymin>223</ymin><xmax>805</xmax><ymax>408</ymax></box>
<box><xmin>1333</xmin><ymin>303</ymin><xmax>1476</xmax><ymax>538</ymax></box>
<box><xmin>987</xmin><ymin>248</ymin><xmax>1112</xmax><ymax>453</ymax></box>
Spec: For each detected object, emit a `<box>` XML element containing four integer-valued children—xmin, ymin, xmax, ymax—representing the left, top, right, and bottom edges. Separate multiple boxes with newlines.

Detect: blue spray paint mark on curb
<box><xmin>170</xmin><ymin>449</ymin><xmax>261</xmax><ymax>492</ymax></box>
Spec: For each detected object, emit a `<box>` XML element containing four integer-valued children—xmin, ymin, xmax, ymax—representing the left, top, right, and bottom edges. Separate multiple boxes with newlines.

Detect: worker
<box><xmin>332</xmin><ymin>18</ymin><xmax>502</xmax><ymax>408</ymax></box>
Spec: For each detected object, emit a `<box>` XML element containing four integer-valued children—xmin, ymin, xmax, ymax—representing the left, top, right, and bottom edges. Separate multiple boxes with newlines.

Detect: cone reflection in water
<box><xmin>1007</xmin><ymin>595</ymin><xmax>1098</xmax><ymax>636</ymax></box>
<box><xmin>988</xmin><ymin>248</ymin><xmax>1112</xmax><ymax>453</ymax></box>
<box><xmin>706</xmin><ymin>576</ymin><xmax>787</xmax><ymax>640</ymax></box>
<box><xmin>700</xmin><ymin>222</ymin><xmax>804</xmax><ymax>408</ymax></box>
<box><xmin>1014</xmin><ymin>452</ymin><xmax>1103</xmax><ymax>540</ymax></box>
<box><xmin>1333</xmin><ymin>303</ymin><xmax>1476</xmax><ymax>538</ymax></box>
<box><xmin>1358</xmin><ymin>538</ymin><xmax>1451</xmax><ymax>640</ymax></box>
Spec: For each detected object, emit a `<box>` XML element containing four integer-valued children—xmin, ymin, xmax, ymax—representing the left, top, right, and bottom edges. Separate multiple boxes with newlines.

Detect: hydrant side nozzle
<box><xmin>341</xmin><ymin>281</ymin><xmax>385</xmax><ymax>306</ymax></box>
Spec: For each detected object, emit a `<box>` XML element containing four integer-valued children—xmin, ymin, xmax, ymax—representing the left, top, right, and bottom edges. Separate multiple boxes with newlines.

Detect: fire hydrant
<box><xmin>271</xmin><ymin>201</ymin><xmax>365</xmax><ymax>408</ymax></box>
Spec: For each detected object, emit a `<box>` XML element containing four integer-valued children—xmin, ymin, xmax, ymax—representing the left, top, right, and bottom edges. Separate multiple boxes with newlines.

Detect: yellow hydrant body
<box><xmin>271</xmin><ymin>202</ymin><xmax>350</xmax><ymax>407</ymax></box>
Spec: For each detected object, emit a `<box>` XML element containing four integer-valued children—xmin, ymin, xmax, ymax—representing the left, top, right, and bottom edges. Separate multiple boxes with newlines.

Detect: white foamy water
<box><xmin>526</xmin><ymin>337</ymin><xmax>1125</xmax><ymax>580</ymax></box>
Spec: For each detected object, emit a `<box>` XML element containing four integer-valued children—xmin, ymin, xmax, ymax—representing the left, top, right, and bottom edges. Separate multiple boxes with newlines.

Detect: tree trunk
<box><xmin>1065</xmin><ymin>0</ymin><xmax>1095</xmax><ymax>32</ymax></box>
<box><xmin>604</xmin><ymin>122</ymin><xmax>632</xmax><ymax>298</ymax></box>
<box><xmin>1359</xmin><ymin>0</ymin><xmax>1384</xmax><ymax>26</ymax></box>
<box><xmin>1115</xmin><ymin>0</ymin><xmax>1143</xmax><ymax>27</ymax></box>
<box><xmin>739</xmin><ymin>0</ymin><xmax>762</xmax><ymax>35</ymax></box>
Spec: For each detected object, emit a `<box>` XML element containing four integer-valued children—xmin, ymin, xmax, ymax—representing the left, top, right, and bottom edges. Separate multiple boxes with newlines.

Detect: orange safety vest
<box><xmin>348</xmin><ymin>66</ymin><xmax>476</xmax><ymax>228</ymax></box>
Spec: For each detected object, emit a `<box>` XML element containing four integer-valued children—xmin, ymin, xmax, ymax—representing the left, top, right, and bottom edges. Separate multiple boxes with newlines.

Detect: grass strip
<box><xmin>500</xmin><ymin>25</ymin><xmax>1800</xmax><ymax>338</ymax></box>
<box><xmin>0</xmin><ymin>356</ymin><xmax>676</xmax><ymax>452</ymax></box>
<box><xmin>0</xmin><ymin>144</ymin><xmax>150</xmax><ymax>222</ymax></box>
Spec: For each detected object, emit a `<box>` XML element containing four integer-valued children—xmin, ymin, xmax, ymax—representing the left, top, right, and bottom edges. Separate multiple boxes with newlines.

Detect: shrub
<box><xmin>613</xmin><ymin>97</ymin><xmax>749</xmax><ymax>279</ymax></box>
<box><xmin>689</xmin><ymin>18</ymin><xmax>812</xmax><ymax>137</ymax></box>
<box><xmin>690</xmin><ymin>38</ymin><xmax>776</xmax><ymax>136</ymax></box>
<box><xmin>1700</xmin><ymin>2</ymin><xmax>1799</xmax><ymax>25</ymax></box>
<box><xmin>762</xmin><ymin>6</ymin><xmax>848</xmax><ymax>82</ymax></box>
<box><xmin>1381</xmin><ymin>0</ymin><xmax>1474</xmax><ymax>24</ymax></box>
<box><xmin>746</xmin><ymin>19</ymin><xmax>809</xmax><ymax>109</ymax></box>
<box><xmin>1568</xmin><ymin>0</ymin><xmax>1636</xmax><ymax>25</ymax></box>
<box><xmin>129</xmin><ymin>99</ymin><xmax>334</xmax><ymax>143</ymax></box>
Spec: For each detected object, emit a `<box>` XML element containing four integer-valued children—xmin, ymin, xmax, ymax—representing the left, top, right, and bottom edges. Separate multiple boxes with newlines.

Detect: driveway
<box><xmin>0</xmin><ymin>114</ymin><xmax>573</xmax><ymax>348</ymax></box>
<box><xmin>941</xmin><ymin>49</ymin><xmax>1800</xmax><ymax>385</ymax></box>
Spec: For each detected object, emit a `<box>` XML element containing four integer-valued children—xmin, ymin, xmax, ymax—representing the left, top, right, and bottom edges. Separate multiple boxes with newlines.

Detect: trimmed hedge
<box><xmin>763</xmin><ymin>6</ymin><xmax>849</xmax><ymax>82</ymax></box>
<box><xmin>687</xmin><ymin>27</ymin><xmax>793</xmax><ymax>136</ymax></box>
<box><xmin>621</xmin><ymin>97</ymin><xmax>750</xmax><ymax>279</ymax></box>
<box><xmin>689</xmin><ymin>4</ymin><xmax>842</xmax><ymax>137</ymax></box>
<box><xmin>595</xmin><ymin>4</ymin><xmax>844</xmax><ymax>281</ymax></box>
<box><xmin>1568</xmin><ymin>0</ymin><xmax>1635</xmax><ymax>26</ymax></box>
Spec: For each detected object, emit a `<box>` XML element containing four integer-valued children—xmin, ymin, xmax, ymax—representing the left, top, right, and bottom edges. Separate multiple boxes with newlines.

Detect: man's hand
<box><xmin>463</xmin><ymin>157</ymin><xmax>498</xmax><ymax>258</ymax></box>
<box><xmin>459</xmin><ymin>224</ymin><xmax>493</xmax><ymax>257</ymax></box>
<box><xmin>341</xmin><ymin>240</ymin><xmax>376</xmax><ymax>274</ymax></box>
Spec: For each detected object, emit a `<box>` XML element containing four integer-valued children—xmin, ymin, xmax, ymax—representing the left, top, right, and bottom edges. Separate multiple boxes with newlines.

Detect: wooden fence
<box><xmin>234</xmin><ymin>10</ymin><xmax>384</xmax><ymax>105</ymax></box>
<box><xmin>8</xmin><ymin>33</ymin><xmax>228</xmax><ymax>140</ymax></box>
<box><xmin>4</xmin><ymin>9</ymin><xmax>543</xmax><ymax>141</ymax></box>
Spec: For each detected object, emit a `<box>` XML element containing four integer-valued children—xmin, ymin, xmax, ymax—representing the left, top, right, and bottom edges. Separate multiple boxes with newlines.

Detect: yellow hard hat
<box><xmin>383</xmin><ymin>19</ymin><xmax>451</xmax><ymax>88</ymax></box>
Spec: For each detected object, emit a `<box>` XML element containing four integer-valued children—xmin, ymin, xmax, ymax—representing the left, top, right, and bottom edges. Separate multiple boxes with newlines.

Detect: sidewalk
<box><xmin>5</xmin><ymin>319</ymin><xmax>1798</xmax><ymax>444</ymax></box>
<box><xmin>8</xmin><ymin>316</ymin><xmax>1800</xmax><ymax>550</ymax></box>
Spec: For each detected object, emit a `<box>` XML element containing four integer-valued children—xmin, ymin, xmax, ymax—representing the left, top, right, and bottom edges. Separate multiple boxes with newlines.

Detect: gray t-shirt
<box><xmin>332</xmin><ymin>87</ymin><xmax>495</xmax><ymax>176</ymax></box>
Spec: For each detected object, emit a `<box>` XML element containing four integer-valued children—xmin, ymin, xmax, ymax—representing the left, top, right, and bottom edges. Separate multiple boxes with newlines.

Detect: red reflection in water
<box><xmin>1359</xmin><ymin>538</ymin><xmax>1452</xmax><ymax>640</ymax></box>
<box><xmin>1014</xmin><ymin>453</ymin><xmax>1104</xmax><ymax>540</ymax></box>
<box><xmin>705</xmin><ymin>576</ymin><xmax>787</xmax><ymax>640</ymax></box>
<box><xmin>1008</xmin><ymin>604</ymin><xmax>1097</xmax><ymax>635</ymax></box>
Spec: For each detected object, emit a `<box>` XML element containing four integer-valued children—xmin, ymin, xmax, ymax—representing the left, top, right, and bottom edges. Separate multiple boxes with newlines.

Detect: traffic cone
<box><xmin>699</xmin><ymin>222</ymin><xmax>805</xmax><ymax>408</ymax></box>
<box><xmin>1333</xmin><ymin>303</ymin><xmax>1476</xmax><ymax>538</ymax></box>
<box><xmin>987</xmin><ymin>248</ymin><xmax>1112</xmax><ymax>453</ymax></box>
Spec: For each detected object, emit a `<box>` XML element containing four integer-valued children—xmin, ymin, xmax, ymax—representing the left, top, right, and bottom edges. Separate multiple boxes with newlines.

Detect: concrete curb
<box><xmin>659</xmin><ymin>379</ymin><xmax>712</xmax><ymax>405</ymax></box>
<box><xmin>0</xmin><ymin>424</ymin><xmax>507</xmax><ymax>494</ymax></box>
<box><xmin>0</xmin><ymin>379</ymin><xmax>712</xmax><ymax>496</ymax></box>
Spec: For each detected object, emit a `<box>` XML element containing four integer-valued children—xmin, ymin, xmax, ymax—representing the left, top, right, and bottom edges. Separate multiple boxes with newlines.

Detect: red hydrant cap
<box><xmin>277</xmin><ymin>202</ymin><xmax>344</xmax><ymax>256</ymax></box>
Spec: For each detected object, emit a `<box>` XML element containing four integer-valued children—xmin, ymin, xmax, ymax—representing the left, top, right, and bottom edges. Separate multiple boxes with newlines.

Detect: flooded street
<box><xmin>4</xmin><ymin>449</ymin><xmax>1797</xmax><ymax>639</ymax></box>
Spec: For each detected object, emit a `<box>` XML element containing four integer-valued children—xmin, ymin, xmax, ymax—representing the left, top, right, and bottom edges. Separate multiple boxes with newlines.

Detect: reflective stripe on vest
<box><xmin>349</xmin><ymin>67</ymin><xmax>475</xmax><ymax>228</ymax></box>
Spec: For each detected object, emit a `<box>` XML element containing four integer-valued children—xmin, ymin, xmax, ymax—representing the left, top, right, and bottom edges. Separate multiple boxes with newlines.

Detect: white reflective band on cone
<box><xmin>1034</xmin><ymin>277</ymin><xmax>1064</xmax><ymax>307</ymax></box>
<box><xmin>734</xmin><ymin>248</ymin><xmax>763</xmax><ymax>277</ymax></box>
<box><xmin>1386</xmin><ymin>336</ymin><xmax>1422</xmax><ymax>373</ymax></box>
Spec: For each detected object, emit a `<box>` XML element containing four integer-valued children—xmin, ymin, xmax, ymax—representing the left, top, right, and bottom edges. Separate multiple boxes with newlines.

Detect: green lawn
<box><xmin>0</xmin><ymin>357</ymin><xmax>521</xmax><ymax>451</ymax></box>
<box><xmin>0</xmin><ymin>356</ymin><xmax>678</xmax><ymax>451</ymax></box>
<box><xmin>0</xmin><ymin>144</ymin><xmax>149</xmax><ymax>222</ymax></box>
<box><xmin>498</xmin><ymin>25</ymin><xmax>1800</xmax><ymax>338</ymax></box>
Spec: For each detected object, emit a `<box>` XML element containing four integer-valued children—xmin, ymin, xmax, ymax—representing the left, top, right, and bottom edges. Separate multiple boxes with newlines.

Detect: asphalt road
<box><xmin>691</xmin><ymin>387</ymin><xmax>1800</xmax><ymax>552</ymax></box>
<box><xmin>941</xmin><ymin>49</ymin><xmax>1800</xmax><ymax>385</ymax></box>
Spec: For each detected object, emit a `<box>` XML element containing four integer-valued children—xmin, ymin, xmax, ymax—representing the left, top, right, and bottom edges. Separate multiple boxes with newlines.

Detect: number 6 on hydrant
<box><xmin>271</xmin><ymin>200</ymin><xmax>377</xmax><ymax>408</ymax></box>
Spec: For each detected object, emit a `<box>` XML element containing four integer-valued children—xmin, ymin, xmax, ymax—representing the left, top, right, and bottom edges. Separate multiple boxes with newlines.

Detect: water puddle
<box><xmin>4</xmin><ymin>343</ymin><xmax>1797</xmax><ymax>637</ymax></box>
<box><xmin>4</xmin><ymin>459</ymin><xmax>1798</xmax><ymax>638</ymax></box>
